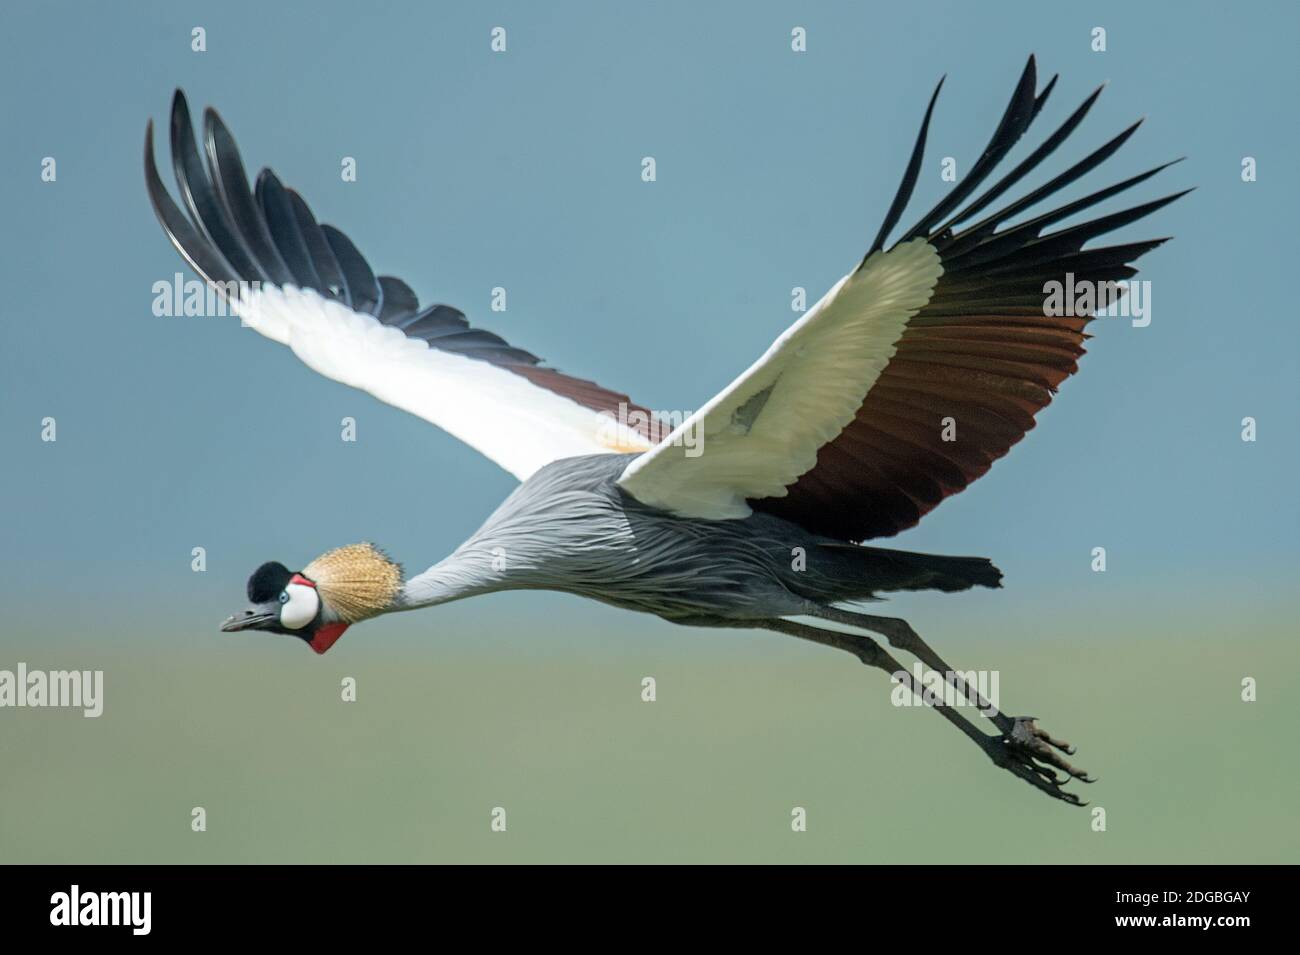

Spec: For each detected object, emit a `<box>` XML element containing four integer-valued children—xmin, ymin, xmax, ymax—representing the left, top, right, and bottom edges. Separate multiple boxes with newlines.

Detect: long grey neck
<box><xmin>391</xmin><ymin>455</ymin><xmax>634</xmax><ymax>613</ymax></box>
<box><xmin>393</xmin><ymin>543</ymin><xmax>510</xmax><ymax>611</ymax></box>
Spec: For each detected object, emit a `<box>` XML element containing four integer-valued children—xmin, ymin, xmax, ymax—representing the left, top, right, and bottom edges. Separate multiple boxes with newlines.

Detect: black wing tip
<box><xmin>864</xmin><ymin>71</ymin><xmax>946</xmax><ymax>258</ymax></box>
<box><xmin>1101</xmin><ymin>116</ymin><xmax>1145</xmax><ymax>152</ymax></box>
<box><xmin>169</xmin><ymin>91</ymin><xmax>194</xmax><ymax>138</ymax></box>
<box><xmin>1035</xmin><ymin>73</ymin><xmax>1060</xmax><ymax>108</ymax></box>
<box><xmin>1142</xmin><ymin>157</ymin><xmax>1188</xmax><ymax>180</ymax></box>
<box><xmin>1148</xmin><ymin>186</ymin><xmax>1195</xmax><ymax>205</ymax></box>
<box><xmin>874</xmin><ymin>60</ymin><xmax>1171</xmax><ymax>260</ymax></box>
<box><xmin>146</xmin><ymin>92</ymin><xmax>187</xmax><ymax>156</ymax></box>
<box><xmin>202</xmin><ymin>104</ymin><xmax>238</xmax><ymax>152</ymax></box>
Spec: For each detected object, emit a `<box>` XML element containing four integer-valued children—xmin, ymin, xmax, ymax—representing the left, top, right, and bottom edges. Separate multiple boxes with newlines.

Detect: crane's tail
<box><xmin>820</xmin><ymin>543</ymin><xmax>1003</xmax><ymax>594</ymax></box>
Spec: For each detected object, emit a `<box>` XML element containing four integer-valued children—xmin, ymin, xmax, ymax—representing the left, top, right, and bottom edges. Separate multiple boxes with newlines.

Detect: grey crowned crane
<box><xmin>145</xmin><ymin>56</ymin><xmax>1186</xmax><ymax>804</ymax></box>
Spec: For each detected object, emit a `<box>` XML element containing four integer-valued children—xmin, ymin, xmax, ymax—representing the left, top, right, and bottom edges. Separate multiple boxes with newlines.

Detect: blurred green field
<box><xmin>1</xmin><ymin>606</ymin><xmax>1295</xmax><ymax>864</ymax></box>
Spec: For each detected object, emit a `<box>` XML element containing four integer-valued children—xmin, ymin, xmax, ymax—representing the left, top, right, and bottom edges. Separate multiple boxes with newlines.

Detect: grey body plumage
<box><xmin>159</xmin><ymin>54</ymin><xmax>1186</xmax><ymax>804</ymax></box>
<box><xmin>401</xmin><ymin>454</ymin><xmax>1000</xmax><ymax>623</ymax></box>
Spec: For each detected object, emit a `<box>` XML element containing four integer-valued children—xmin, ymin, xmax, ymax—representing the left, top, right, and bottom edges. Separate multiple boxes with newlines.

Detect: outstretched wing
<box><xmin>619</xmin><ymin>56</ymin><xmax>1187</xmax><ymax>541</ymax></box>
<box><xmin>145</xmin><ymin>91</ymin><xmax>654</xmax><ymax>481</ymax></box>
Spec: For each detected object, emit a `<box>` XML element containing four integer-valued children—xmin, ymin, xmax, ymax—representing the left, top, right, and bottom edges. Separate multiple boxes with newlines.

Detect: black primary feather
<box><xmin>864</xmin><ymin>75</ymin><xmax>944</xmax><ymax>260</ymax></box>
<box><xmin>204</xmin><ymin>107</ymin><xmax>296</xmax><ymax>286</ymax></box>
<box><xmin>144</xmin><ymin>90</ymin><xmax>660</xmax><ymax>436</ymax></box>
<box><xmin>897</xmin><ymin>54</ymin><xmax>1039</xmax><ymax>243</ymax></box>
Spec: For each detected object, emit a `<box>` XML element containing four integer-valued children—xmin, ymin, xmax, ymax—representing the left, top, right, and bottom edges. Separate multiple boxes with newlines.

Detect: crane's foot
<box><xmin>980</xmin><ymin>716</ymin><xmax>1095</xmax><ymax>806</ymax></box>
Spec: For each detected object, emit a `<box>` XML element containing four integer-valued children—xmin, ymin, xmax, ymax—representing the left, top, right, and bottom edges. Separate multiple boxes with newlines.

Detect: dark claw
<box><xmin>1032</xmin><ymin>723</ymin><xmax>1077</xmax><ymax>755</ymax></box>
<box><xmin>984</xmin><ymin>717</ymin><xmax>1092</xmax><ymax>806</ymax></box>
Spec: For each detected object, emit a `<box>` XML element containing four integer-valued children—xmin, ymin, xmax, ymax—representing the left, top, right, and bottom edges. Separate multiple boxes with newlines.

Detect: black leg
<box><xmin>809</xmin><ymin>606</ymin><xmax>1091</xmax><ymax>782</ymax></box>
<box><xmin>760</xmin><ymin>616</ymin><xmax>1091</xmax><ymax>806</ymax></box>
<box><xmin>760</xmin><ymin>617</ymin><xmax>994</xmax><ymax>748</ymax></box>
<box><xmin>811</xmin><ymin>606</ymin><xmax>1008</xmax><ymax>725</ymax></box>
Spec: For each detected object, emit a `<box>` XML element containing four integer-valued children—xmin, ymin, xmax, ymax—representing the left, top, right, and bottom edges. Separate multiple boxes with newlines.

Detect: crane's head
<box><xmin>219</xmin><ymin>543</ymin><xmax>403</xmax><ymax>654</ymax></box>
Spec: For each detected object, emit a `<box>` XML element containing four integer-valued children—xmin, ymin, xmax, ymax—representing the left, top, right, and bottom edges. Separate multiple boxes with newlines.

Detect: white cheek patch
<box><xmin>280</xmin><ymin>582</ymin><xmax>320</xmax><ymax>630</ymax></box>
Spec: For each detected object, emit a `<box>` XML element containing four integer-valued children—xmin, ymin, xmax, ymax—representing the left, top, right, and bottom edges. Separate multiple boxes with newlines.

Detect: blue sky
<box><xmin>2</xmin><ymin>0</ymin><xmax>1296</xmax><ymax>648</ymax></box>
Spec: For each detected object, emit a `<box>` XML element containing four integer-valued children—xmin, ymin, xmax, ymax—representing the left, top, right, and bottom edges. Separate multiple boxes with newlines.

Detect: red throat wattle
<box><xmin>310</xmin><ymin>621</ymin><xmax>349</xmax><ymax>655</ymax></box>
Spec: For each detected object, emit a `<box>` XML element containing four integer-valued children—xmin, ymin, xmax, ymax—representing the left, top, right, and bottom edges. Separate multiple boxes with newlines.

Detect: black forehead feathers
<box><xmin>247</xmin><ymin>561</ymin><xmax>292</xmax><ymax>602</ymax></box>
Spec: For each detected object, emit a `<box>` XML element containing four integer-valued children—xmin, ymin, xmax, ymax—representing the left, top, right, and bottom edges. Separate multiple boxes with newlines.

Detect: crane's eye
<box><xmin>279</xmin><ymin>591</ymin><xmax>289</xmax><ymax>604</ymax></box>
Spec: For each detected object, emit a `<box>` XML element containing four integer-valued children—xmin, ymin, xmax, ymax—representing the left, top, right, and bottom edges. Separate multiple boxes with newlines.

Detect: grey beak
<box><xmin>220</xmin><ymin>609</ymin><xmax>277</xmax><ymax>632</ymax></box>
